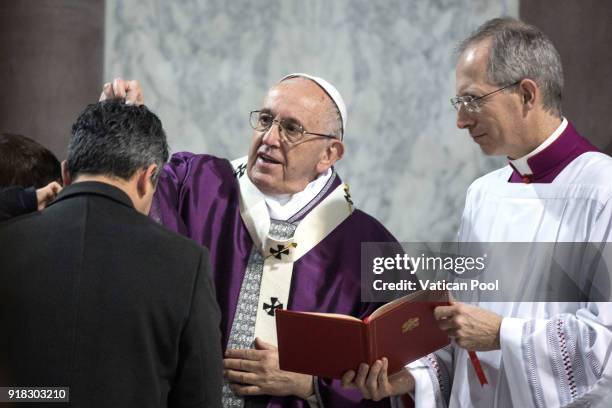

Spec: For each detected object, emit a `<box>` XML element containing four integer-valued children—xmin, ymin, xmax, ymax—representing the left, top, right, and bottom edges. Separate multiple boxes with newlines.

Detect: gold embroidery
<box><xmin>402</xmin><ymin>317</ymin><xmax>420</xmax><ymax>333</ymax></box>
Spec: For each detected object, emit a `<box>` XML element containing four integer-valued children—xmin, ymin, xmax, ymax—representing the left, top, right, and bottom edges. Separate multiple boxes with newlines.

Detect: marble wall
<box><xmin>105</xmin><ymin>0</ymin><xmax>517</xmax><ymax>241</ymax></box>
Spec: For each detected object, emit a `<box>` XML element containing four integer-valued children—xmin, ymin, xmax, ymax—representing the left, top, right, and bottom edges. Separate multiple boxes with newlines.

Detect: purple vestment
<box><xmin>151</xmin><ymin>152</ymin><xmax>397</xmax><ymax>408</ymax></box>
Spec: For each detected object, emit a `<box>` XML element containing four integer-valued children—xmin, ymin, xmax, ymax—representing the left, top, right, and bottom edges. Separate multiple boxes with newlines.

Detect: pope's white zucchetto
<box><xmin>280</xmin><ymin>73</ymin><xmax>347</xmax><ymax>139</ymax></box>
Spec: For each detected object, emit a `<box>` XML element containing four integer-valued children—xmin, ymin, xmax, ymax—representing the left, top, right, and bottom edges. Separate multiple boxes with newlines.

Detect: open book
<box><xmin>276</xmin><ymin>290</ymin><xmax>449</xmax><ymax>379</ymax></box>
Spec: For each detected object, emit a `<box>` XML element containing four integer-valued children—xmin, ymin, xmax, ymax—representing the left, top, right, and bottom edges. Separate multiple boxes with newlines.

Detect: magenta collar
<box><xmin>508</xmin><ymin>122</ymin><xmax>599</xmax><ymax>183</ymax></box>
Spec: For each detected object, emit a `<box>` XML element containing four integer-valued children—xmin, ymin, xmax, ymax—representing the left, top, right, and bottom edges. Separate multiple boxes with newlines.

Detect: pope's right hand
<box><xmin>99</xmin><ymin>78</ymin><xmax>144</xmax><ymax>106</ymax></box>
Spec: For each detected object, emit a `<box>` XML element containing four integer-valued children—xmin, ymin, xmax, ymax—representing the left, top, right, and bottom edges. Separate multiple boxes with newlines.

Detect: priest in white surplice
<box><xmin>342</xmin><ymin>18</ymin><xmax>612</xmax><ymax>407</ymax></box>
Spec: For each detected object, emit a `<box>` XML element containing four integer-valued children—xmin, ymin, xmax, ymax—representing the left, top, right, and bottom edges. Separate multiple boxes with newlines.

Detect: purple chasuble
<box><xmin>508</xmin><ymin>122</ymin><xmax>599</xmax><ymax>184</ymax></box>
<box><xmin>151</xmin><ymin>152</ymin><xmax>396</xmax><ymax>408</ymax></box>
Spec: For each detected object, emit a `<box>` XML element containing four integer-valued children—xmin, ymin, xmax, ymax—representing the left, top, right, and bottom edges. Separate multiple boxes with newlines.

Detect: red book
<box><xmin>276</xmin><ymin>290</ymin><xmax>449</xmax><ymax>379</ymax></box>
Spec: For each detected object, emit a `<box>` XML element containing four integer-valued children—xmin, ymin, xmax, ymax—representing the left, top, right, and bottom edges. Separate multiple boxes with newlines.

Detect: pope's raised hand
<box><xmin>99</xmin><ymin>78</ymin><xmax>144</xmax><ymax>106</ymax></box>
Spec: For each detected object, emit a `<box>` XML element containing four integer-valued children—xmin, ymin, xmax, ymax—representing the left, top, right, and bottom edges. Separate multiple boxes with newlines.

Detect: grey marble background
<box><xmin>105</xmin><ymin>0</ymin><xmax>516</xmax><ymax>241</ymax></box>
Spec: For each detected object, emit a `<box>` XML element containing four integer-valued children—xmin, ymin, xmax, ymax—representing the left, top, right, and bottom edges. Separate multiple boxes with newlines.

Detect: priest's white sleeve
<box><xmin>500</xmin><ymin>303</ymin><xmax>612</xmax><ymax>407</ymax></box>
<box><xmin>405</xmin><ymin>344</ymin><xmax>453</xmax><ymax>408</ymax></box>
<box><xmin>500</xmin><ymin>194</ymin><xmax>612</xmax><ymax>406</ymax></box>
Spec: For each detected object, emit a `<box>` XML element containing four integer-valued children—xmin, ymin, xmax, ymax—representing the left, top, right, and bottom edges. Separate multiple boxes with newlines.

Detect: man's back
<box><xmin>0</xmin><ymin>181</ymin><xmax>222</xmax><ymax>407</ymax></box>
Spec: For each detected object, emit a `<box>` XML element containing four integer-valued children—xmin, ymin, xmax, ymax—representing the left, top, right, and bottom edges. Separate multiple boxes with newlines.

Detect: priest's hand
<box><xmin>434</xmin><ymin>302</ymin><xmax>502</xmax><ymax>351</ymax></box>
<box><xmin>99</xmin><ymin>78</ymin><xmax>144</xmax><ymax>106</ymax></box>
<box><xmin>341</xmin><ymin>357</ymin><xmax>414</xmax><ymax>401</ymax></box>
<box><xmin>224</xmin><ymin>337</ymin><xmax>314</xmax><ymax>399</ymax></box>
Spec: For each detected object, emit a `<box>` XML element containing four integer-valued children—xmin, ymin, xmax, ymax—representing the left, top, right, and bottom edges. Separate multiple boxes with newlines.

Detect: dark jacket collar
<box><xmin>50</xmin><ymin>181</ymin><xmax>135</xmax><ymax>209</ymax></box>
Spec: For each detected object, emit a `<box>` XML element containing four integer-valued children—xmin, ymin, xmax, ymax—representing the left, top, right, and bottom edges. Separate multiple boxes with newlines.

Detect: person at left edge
<box><xmin>0</xmin><ymin>132</ymin><xmax>63</xmax><ymax>221</ymax></box>
<box><xmin>0</xmin><ymin>182</ymin><xmax>61</xmax><ymax>222</ymax></box>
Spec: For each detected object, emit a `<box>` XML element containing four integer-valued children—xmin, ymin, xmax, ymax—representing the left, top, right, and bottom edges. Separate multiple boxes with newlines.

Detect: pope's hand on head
<box><xmin>99</xmin><ymin>78</ymin><xmax>144</xmax><ymax>106</ymax></box>
<box><xmin>223</xmin><ymin>337</ymin><xmax>314</xmax><ymax>399</ymax></box>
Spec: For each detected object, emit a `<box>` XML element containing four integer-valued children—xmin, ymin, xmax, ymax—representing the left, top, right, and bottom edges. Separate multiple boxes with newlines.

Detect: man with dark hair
<box><xmin>344</xmin><ymin>17</ymin><xmax>612</xmax><ymax>407</ymax></box>
<box><xmin>0</xmin><ymin>133</ymin><xmax>61</xmax><ymax>188</ymax></box>
<box><xmin>102</xmin><ymin>74</ymin><xmax>397</xmax><ymax>407</ymax></box>
<box><xmin>0</xmin><ymin>100</ymin><xmax>223</xmax><ymax>407</ymax></box>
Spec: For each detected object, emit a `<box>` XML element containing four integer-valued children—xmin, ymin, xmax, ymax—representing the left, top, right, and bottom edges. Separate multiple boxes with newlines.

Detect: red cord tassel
<box><xmin>468</xmin><ymin>351</ymin><xmax>488</xmax><ymax>386</ymax></box>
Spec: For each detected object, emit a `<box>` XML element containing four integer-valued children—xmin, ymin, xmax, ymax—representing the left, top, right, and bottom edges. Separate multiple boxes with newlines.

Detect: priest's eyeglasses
<box><xmin>249</xmin><ymin>110</ymin><xmax>339</xmax><ymax>144</ymax></box>
<box><xmin>450</xmin><ymin>81</ymin><xmax>521</xmax><ymax>113</ymax></box>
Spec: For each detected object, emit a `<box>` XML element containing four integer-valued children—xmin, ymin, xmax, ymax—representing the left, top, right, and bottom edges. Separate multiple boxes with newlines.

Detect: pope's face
<box><xmin>247</xmin><ymin>79</ymin><xmax>339</xmax><ymax>195</ymax></box>
<box><xmin>455</xmin><ymin>41</ymin><xmax>524</xmax><ymax>158</ymax></box>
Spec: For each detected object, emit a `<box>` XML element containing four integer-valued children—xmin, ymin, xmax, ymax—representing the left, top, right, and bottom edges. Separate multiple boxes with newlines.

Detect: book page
<box><xmin>369</xmin><ymin>290</ymin><xmax>448</xmax><ymax>320</ymax></box>
<box><xmin>297</xmin><ymin>312</ymin><xmax>361</xmax><ymax>321</ymax></box>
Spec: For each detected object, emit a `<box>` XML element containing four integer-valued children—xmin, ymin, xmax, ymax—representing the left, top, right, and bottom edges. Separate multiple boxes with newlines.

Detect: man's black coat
<box><xmin>0</xmin><ymin>181</ymin><xmax>222</xmax><ymax>407</ymax></box>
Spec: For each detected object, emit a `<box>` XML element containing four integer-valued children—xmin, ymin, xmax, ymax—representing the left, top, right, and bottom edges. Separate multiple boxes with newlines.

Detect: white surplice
<box><xmin>407</xmin><ymin>151</ymin><xmax>612</xmax><ymax>408</ymax></box>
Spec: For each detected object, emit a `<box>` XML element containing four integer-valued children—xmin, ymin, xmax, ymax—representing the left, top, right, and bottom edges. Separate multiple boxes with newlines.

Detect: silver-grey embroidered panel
<box><xmin>222</xmin><ymin>220</ymin><xmax>297</xmax><ymax>407</ymax></box>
